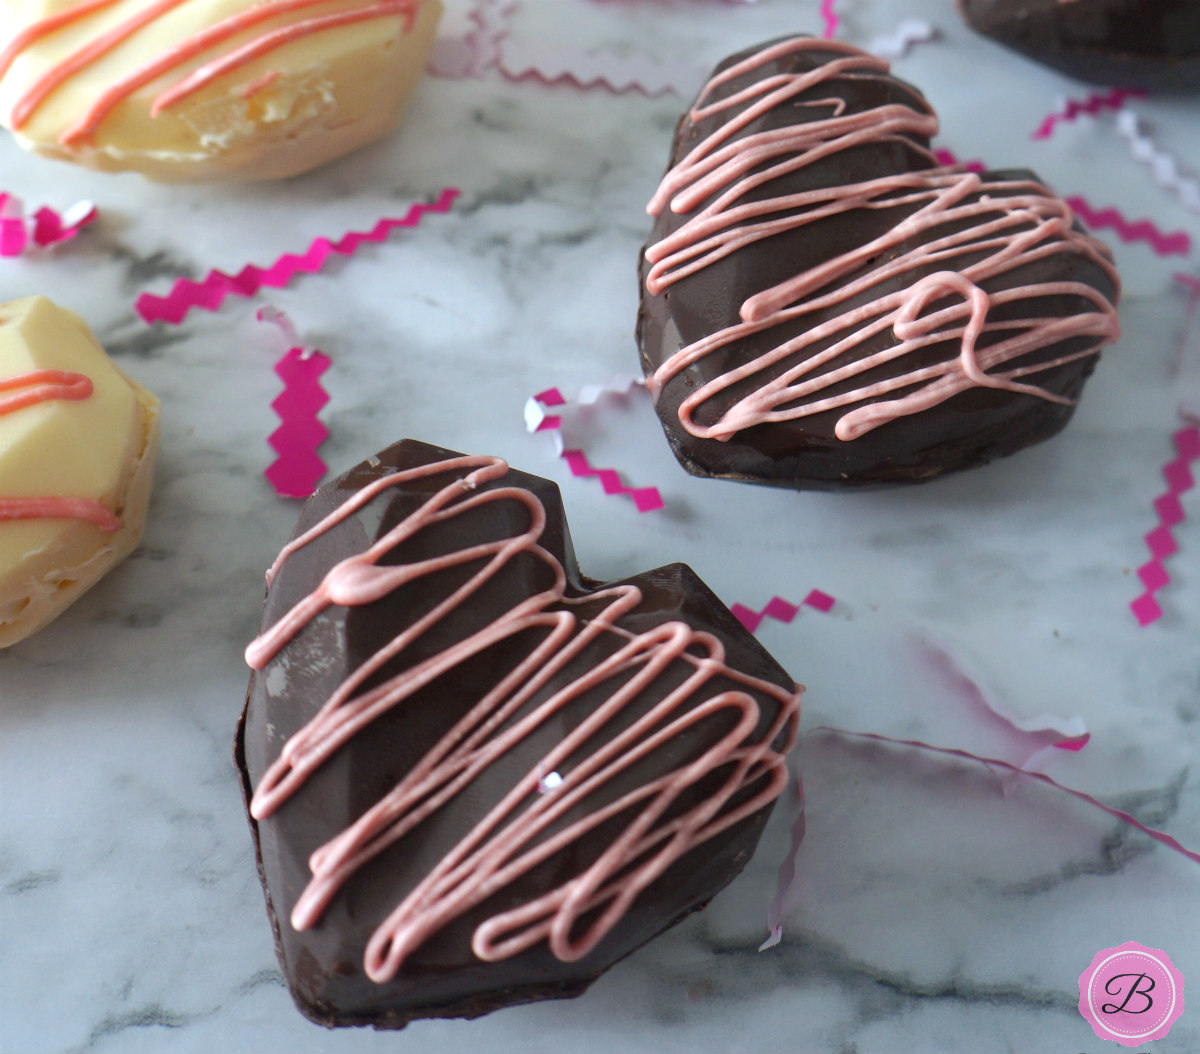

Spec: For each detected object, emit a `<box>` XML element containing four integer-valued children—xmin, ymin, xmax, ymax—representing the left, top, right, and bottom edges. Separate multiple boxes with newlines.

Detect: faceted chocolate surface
<box><xmin>636</xmin><ymin>38</ymin><xmax>1120</xmax><ymax>491</ymax></box>
<box><xmin>237</xmin><ymin>439</ymin><xmax>801</xmax><ymax>1028</ymax></box>
<box><xmin>958</xmin><ymin>0</ymin><xmax>1200</xmax><ymax>91</ymax></box>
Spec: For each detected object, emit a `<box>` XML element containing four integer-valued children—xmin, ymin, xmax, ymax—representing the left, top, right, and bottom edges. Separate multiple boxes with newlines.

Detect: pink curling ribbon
<box><xmin>914</xmin><ymin>634</ymin><xmax>1089</xmax><ymax>786</ymax></box>
<box><xmin>1031</xmin><ymin>87</ymin><xmax>1144</xmax><ymax>140</ymax></box>
<box><xmin>257</xmin><ymin>307</ymin><xmax>331</xmax><ymax>499</ymax></box>
<box><xmin>427</xmin><ymin>0</ymin><xmax>514</xmax><ymax>77</ymax></box>
<box><xmin>524</xmin><ymin>381</ymin><xmax>665</xmax><ymax>512</ymax></box>
<box><xmin>810</xmin><ymin>727</ymin><xmax>1200</xmax><ymax>867</ymax></box>
<box><xmin>1130</xmin><ymin>420</ymin><xmax>1200</xmax><ymax>626</ymax></box>
<box><xmin>730</xmin><ymin>592</ymin><xmax>835</xmax><ymax>633</ymax></box>
<box><xmin>135</xmin><ymin>188</ymin><xmax>459</xmax><ymax>324</ymax></box>
<box><xmin>759</xmin><ymin>773</ymin><xmax>805</xmax><ymax>951</ymax></box>
<box><xmin>0</xmin><ymin>193</ymin><xmax>96</xmax><ymax>256</ymax></box>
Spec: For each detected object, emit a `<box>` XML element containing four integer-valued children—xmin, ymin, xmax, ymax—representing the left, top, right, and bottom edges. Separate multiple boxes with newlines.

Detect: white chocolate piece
<box><xmin>0</xmin><ymin>296</ymin><xmax>160</xmax><ymax>648</ymax></box>
<box><xmin>0</xmin><ymin>0</ymin><xmax>442</xmax><ymax>182</ymax></box>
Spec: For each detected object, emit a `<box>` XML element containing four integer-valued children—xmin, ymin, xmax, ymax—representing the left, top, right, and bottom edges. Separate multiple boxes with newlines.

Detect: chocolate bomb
<box><xmin>637</xmin><ymin>37</ymin><xmax>1121</xmax><ymax>490</ymax></box>
<box><xmin>236</xmin><ymin>440</ymin><xmax>802</xmax><ymax>1028</ymax></box>
<box><xmin>958</xmin><ymin>0</ymin><xmax>1200</xmax><ymax>91</ymax></box>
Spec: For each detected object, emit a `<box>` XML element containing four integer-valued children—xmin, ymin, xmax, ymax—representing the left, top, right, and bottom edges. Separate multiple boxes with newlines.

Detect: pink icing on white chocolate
<box><xmin>0</xmin><ymin>0</ymin><xmax>426</xmax><ymax>142</ymax></box>
<box><xmin>0</xmin><ymin>369</ymin><xmax>122</xmax><ymax>531</ymax></box>
<box><xmin>644</xmin><ymin>37</ymin><xmax>1121</xmax><ymax>443</ymax></box>
<box><xmin>245</xmin><ymin>452</ymin><xmax>801</xmax><ymax>981</ymax></box>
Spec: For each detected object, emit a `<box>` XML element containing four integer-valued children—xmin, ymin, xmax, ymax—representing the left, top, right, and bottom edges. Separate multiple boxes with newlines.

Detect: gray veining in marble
<box><xmin>2</xmin><ymin>1</ymin><xmax>1198</xmax><ymax>1051</ymax></box>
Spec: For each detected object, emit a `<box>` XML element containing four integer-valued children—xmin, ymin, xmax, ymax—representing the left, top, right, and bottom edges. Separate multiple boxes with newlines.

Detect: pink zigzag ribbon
<box><xmin>730</xmin><ymin>592</ymin><xmax>835</xmax><ymax>632</ymax></box>
<box><xmin>1031</xmin><ymin>87</ymin><xmax>1144</xmax><ymax>140</ymax></box>
<box><xmin>864</xmin><ymin>19</ymin><xmax>937</xmax><ymax>60</ymax></box>
<box><xmin>1117</xmin><ymin>110</ymin><xmax>1200</xmax><ymax>215</ymax></box>
<box><xmin>810</xmin><ymin>726</ymin><xmax>1200</xmax><ymax>867</ymax></box>
<box><xmin>759</xmin><ymin>773</ymin><xmax>805</xmax><ymax>952</ymax></box>
<box><xmin>266</xmin><ymin>347</ymin><xmax>331</xmax><ymax>499</ymax></box>
<box><xmin>1066</xmin><ymin>195</ymin><xmax>1192</xmax><ymax>257</ymax></box>
<box><xmin>257</xmin><ymin>307</ymin><xmax>331</xmax><ymax>499</ymax></box>
<box><xmin>525</xmin><ymin>384</ymin><xmax>664</xmax><ymax>512</ymax></box>
<box><xmin>1130</xmin><ymin>422</ymin><xmax>1200</xmax><ymax>626</ymax></box>
<box><xmin>498</xmin><ymin>48</ymin><xmax>695</xmax><ymax>97</ymax></box>
<box><xmin>934</xmin><ymin>150</ymin><xmax>1191</xmax><ymax>257</ymax></box>
<box><xmin>915</xmin><ymin>634</ymin><xmax>1089</xmax><ymax>786</ymax></box>
<box><xmin>0</xmin><ymin>192</ymin><xmax>96</xmax><ymax>256</ymax></box>
<box><xmin>819</xmin><ymin>0</ymin><xmax>839</xmax><ymax>39</ymax></box>
<box><xmin>428</xmin><ymin>0</ymin><xmax>515</xmax><ymax>77</ymax></box>
<box><xmin>135</xmin><ymin>188</ymin><xmax>459</xmax><ymax>325</ymax></box>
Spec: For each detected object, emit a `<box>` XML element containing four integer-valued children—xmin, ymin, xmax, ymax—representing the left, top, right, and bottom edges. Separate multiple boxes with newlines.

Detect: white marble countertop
<box><xmin>2</xmin><ymin>1</ymin><xmax>1199</xmax><ymax>1051</ymax></box>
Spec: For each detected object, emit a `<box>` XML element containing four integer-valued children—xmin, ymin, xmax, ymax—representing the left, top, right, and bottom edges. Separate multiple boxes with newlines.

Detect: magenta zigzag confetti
<box><xmin>864</xmin><ymin>19</ymin><xmax>937</xmax><ymax>60</ymax></box>
<box><xmin>265</xmin><ymin>347</ymin><xmax>332</xmax><ymax>499</ymax></box>
<box><xmin>560</xmin><ymin>448</ymin><xmax>664</xmax><ymax>512</ymax></box>
<box><xmin>730</xmin><ymin>591</ymin><xmax>835</xmax><ymax>633</ymax></box>
<box><xmin>1117</xmin><ymin>111</ymin><xmax>1200</xmax><ymax>214</ymax></box>
<box><xmin>0</xmin><ymin>192</ymin><xmax>96</xmax><ymax>256</ymax></box>
<box><xmin>526</xmin><ymin>384</ymin><xmax>665</xmax><ymax>512</ymax></box>
<box><xmin>819</xmin><ymin>0</ymin><xmax>839</xmax><ymax>39</ymax></box>
<box><xmin>1031</xmin><ymin>87</ymin><xmax>1144</xmax><ymax>140</ymax></box>
<box><xmin>135</xmin><ymin>188</ymin><xmax>460</xmax><ymax>325</ymax></box>
<box><xmin>1066</xmin><ymin>195</ymin><xmax>1191</xmax><ymax>256</ymax></box>
<box><xmin>813</xmin><ymin>727</ymin><xmax>1200</xmax><ymax>865</ymax></box>
<box><xmin>1130</xmin><ymin>423</ymin><xmax>1200</xmax><ymax>626</ymax></box>
<box><xmin>497</xmin><ymin>53</ymin><xmax>685</xmax><ymax>98</ymax></box>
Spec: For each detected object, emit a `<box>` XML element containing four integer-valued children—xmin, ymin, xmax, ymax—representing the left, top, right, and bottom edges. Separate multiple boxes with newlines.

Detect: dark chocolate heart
<box><xmin>637</xmin><ymin>37</ymin><xmax>1121</xmax><ymax>490</ymax></box>
<box><xmin>958</xmin><ymin>0</ymin><xmax>1200</xmax><ymax>91</ymax></box>
<box><xmin>236</xmin><ymin>439</ymin><xmax>802</xmax><ymax>1028</ymax></box>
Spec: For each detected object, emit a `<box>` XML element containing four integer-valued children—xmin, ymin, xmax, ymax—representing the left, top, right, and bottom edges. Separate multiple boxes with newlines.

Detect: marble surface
<box><xmin>2</xmin><ymin>1</ymin><xmax>1199</xmax><ymax>1051</ymax></box>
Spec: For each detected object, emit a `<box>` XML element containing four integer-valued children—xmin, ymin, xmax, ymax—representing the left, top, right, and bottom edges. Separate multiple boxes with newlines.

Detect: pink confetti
<box><xmin>525</xmin><ymin>381</ymin><xmax>664</xmax><ymax>512</ymax></box>
<box><xmin>819</xmin><ymin>0</ymin><xmax>839</xmax><ymax>39</ymax></box>
<box><xmin>1066</xmin><ymin>195</ymin><xmax>1192</xmax><ymax>257</ymax></box>
<box><xmin>915</xmin><ymin>635</ymin><xmax>1089</xmax><ymax>783</ymax></box>
<box><xmin>498</xmin><ymin>47</ymin><xmax>696</xmax><ymax>97</ymax></box>
<box><xmin>932</xmin><ymin>148</ymin><xmax>984</xmax><ymax>172</ymax></box>
<box><xmin>1031</xmin><ymin>87</ymin><xmax>1144</xmax><ymax>140</ymax></box>
<box><xmin>1117</xmin><ymin>110</ymin><xmax>1200</xmax><ymax>214</ymax></box>
<box><xmin>265</xmin><ymin>347</ymin><xmax>332</xmax><ymax>499</ymax></box>
<box><xmin>428</xmin><ymin>0</ymin><xmax>515</xmax><ymax>77</ymax></box>
<box><xmin>560</xmin><ymin>449</ymin><xmax>664</xmax><ymax>512</ymax></box>
<box><xmin>812</xmin><ymin>726</ymin><xmax>1200</xmax><ymax>866</ymax></box>
<box><xmin>257</xmin><ymin>309</ymin><xmax>331</xmax><ymax>499</ymax></box>
<box><xmin>0</xmin><ymin>192</ymin><xmax>96</xmax><ymax>256</ymax></box>
<box><xmin>760</xmin><ymin>773</ymin><xmax>805</xmax><ymax>952</ymax></box>
<box><xmin>730</xmin><ymin>591</ymin><xmax>835</xmax><ymax>632</ymax></box>
<box><xmin>864</xmin><ymin>19</ymin><xmax>937</xmax><ymax>60</ymax></box>
<box><xmin>1131</xmin><ymin>423</ymin><xmax>1200</xmax><ymax>625</ymax></box>
<box><xmin>135</xmin><ymin>188</ymin><xmax>459</xmax><ymax>325</ymax></box>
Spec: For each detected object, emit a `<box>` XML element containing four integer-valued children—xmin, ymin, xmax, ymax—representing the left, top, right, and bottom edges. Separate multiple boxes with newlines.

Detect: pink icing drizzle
<box><xmin>1</xmin><ymin>0</ymin><xmax>425</xmax><ymax>142</ymax></box>
<box><xmin>643</xmin><ymin>37</ymin><xmax>1121</xmax><ymax>443</ymax></box>
<box><xmin>0</xmin><ymin>368</ymin><xmax>121</xmax><ymax>532</ymax></box>
<box><xmin>245</xmin><ymin>453</ymin><xmax>801</xmax><ymax>981</ymax></box>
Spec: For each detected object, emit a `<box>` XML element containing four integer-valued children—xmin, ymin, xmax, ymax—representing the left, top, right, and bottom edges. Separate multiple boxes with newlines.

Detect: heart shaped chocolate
<box><xmin>237</xmin><ymin>440</ymin><xmax>802</xmax><ymax>1028</ymax></box>
<box><xmin>637</xmin><ymin>37</ymin><xmax>1121</xmax><ymax>490</ymax></box>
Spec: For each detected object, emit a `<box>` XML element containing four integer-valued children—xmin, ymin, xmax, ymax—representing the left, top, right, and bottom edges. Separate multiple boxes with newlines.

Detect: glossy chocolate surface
<box><xmin>958</xmin><ymin>0</ymin><xmax>1200</xmax><ymax>91</ymax></box>
<box><xmin>636</xmin><ymin>39</ymin><xmax>1120</xmax><ymax>490</ymax></box>
<box><xmin>236</xmin><ymin>440</ymin><xmax>800</xmax><ymax>1028</ymax></box>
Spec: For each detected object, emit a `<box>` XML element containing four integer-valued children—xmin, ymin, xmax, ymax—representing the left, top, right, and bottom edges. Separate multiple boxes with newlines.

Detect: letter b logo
<box><xmin>1080</xmin><ymin>942</ymin><xmax>1184</xmax><ymax>1047</ymax></box>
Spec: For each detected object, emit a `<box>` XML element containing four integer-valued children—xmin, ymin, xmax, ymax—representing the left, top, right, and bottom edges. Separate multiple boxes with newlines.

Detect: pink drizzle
<box><xmin>644</xmin><ymin>38</ymin><xmax>1121</xmax><ymax>443</ymax></box>
<box><xmin>0</xmin><ymin>369</ymin><xmax>121</xmax><ymax>532</ymax></box>
<box><xmin>245</xmin><ymin>453</ymin><xmax>801</xmax><ymax>981</ymax></box>
<box><xmin>2</xmin><ymin>0</ymin><xmax>426</xmax><ymax>142</ymax></box>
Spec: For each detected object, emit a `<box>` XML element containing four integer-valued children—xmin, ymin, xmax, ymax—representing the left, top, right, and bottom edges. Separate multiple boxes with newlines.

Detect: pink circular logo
<box><xmin>1078</xmin><ymin>941</ymin><xmax>1185</xmax><ymax>1047</ymax></box>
